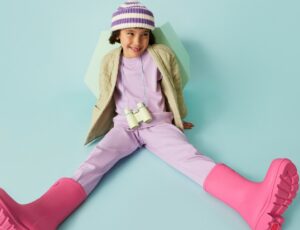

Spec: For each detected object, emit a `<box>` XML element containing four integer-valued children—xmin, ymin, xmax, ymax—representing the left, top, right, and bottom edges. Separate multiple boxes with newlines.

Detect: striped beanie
<box><xmin>111</xmin><ymin>0</ymin><xmax>155</xmax><ymax>31</ymax></box>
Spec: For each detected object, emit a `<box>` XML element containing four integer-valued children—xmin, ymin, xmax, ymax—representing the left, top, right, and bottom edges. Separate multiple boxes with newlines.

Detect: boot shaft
<box><xmin>0</xmin><ymin>178</ymin><xmax>87</xmax><ymax>230</ymax></box>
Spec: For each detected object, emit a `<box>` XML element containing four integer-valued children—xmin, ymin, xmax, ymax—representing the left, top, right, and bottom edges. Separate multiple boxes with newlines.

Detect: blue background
<box><xmin>0</xmin><ymin>0</ymin><xmax>299</xmax><ymax>229</ymax></box>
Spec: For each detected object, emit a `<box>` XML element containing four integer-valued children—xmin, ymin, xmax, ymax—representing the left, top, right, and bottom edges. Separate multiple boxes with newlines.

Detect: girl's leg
<box><xmin>73</xmin><ymin>126</ymin><xmax>140</xmax><ymax>195</ymax></box>
<box><xmin>0</xmin><ymin>126</ymin><xmax>140</xmax><ymax>230</ymax></box>
<box><xmin>139</xmin><ymin>123</ymin><xmax>216</xmax><ymax>187</ymax></box>
<box><xmin>140</xmin><ymin>123</ymin><xmax>299</xmax><ymax>230</ymax></box>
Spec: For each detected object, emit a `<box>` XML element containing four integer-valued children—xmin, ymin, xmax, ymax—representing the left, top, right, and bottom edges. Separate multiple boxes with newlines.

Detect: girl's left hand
<box><xmin>183</xmin><ymin>120</ymin><xmax>194</xmax><ymax>129</ymax></box>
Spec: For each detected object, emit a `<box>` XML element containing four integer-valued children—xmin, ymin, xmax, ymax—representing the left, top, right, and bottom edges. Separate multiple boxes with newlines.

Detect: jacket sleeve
<box><xmin>171</xmin><ymin>53</ymin><xmax>188</xmax><ymax>119</ymax></box>
<box><xmin>95</xmin><ymin>54</ymin><xmax>111</xmax><ymax>109</ymax></box>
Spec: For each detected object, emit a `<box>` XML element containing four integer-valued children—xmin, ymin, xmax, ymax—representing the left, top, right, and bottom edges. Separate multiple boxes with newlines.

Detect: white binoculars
<box><xmin>124</xmin><ymin>102</ymin><xmax>152</xmax><ymax>129</ymax></box>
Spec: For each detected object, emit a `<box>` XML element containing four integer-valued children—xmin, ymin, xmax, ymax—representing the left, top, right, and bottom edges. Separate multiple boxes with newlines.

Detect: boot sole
<box><xmin>255</xmin><ymin>158</ymin><xmax>299</xmax><ymax>230</ymax></box>
<box><xmin>0</xmin><ymin>199</ymin><xmax>28</xmax><ymax>230</ymax></box>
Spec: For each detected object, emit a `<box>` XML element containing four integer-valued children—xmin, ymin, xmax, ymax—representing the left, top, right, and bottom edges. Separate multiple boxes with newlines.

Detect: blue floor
<box><xmin>1</xmin><ymin>1</ymin><xmax>300</xmax><ymax>229</ymax></box>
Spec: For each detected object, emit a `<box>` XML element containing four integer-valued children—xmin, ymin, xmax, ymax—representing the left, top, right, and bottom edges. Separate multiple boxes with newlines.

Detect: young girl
<box><xmin>0</xmin><ymin>1</ymin><xmax>298</xmax><ymax>229</ymax></box>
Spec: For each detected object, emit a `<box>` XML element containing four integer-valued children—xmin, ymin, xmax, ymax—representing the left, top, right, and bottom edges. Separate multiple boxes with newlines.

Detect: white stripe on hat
<box><xmin>112</xmin><ymin>13</ymin><xmax>154</xmax><ymax>23</ymax></box>
<box><xmin>120</xmin><ymin>4</ymin><xmax>145</xmax><ymax>8</ymax></box>
<box><xmin>126</xmin><ymin>0</ymin><xmax>140</xmax><ymax>3</ymax></box>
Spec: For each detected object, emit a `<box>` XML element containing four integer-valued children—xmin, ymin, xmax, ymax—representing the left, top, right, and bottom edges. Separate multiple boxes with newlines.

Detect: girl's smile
<box><xmin>117</xmin><ymin>28</ymin><xmax>150</xmax><ymax>58</ymax></box>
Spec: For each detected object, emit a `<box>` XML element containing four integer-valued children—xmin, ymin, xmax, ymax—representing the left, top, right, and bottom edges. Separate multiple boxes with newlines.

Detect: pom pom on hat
<box><xmin>111</xmin><ymin>0</ymin><xmax>155</xmax><ymax>31</ymax></box>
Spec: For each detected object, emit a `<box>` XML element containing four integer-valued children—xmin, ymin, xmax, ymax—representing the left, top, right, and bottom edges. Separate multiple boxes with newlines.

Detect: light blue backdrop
<box><xmin>0</xmin><ymin>0</ymin><xmax>299</xmax><ymax>229</ymax></box>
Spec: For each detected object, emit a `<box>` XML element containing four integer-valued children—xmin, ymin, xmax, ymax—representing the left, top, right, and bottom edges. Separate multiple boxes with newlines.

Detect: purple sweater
<box><xmin>113</xmin><ymin>50</ymin><xmax>173</xmax><ymax>129</ymax></box>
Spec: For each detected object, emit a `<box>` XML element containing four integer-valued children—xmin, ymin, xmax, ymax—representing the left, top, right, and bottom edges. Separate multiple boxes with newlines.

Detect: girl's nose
<box><xmin>133</xmin><ymin>36</ymin><xmax>142</xmax><ymax>45</ymax></box>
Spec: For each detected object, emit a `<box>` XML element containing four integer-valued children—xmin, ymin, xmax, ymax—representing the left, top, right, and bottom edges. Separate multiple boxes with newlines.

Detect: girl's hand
<box><xmin>183</xmin><ymin>120</ymin><xmax>194</xmax><ymax>129</ymax></box>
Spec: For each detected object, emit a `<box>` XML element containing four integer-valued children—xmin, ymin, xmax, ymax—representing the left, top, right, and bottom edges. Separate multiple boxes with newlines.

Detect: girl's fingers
<box><xmin>183</xmin><ymin>122</ymin><xmax>194</xmax><ymax>129</ymax></box>
<box><xmin>184</xmin><ymin>122</ymin><xmax>194</xmax><ymax>126</ymax></box>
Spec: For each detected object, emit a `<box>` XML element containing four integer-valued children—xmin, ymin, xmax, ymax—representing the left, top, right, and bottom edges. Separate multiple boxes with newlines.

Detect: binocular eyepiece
<box><xmin>124</xmin><ymin>102</ymin><xmax>152</xmax><ymax>129</ymax></box>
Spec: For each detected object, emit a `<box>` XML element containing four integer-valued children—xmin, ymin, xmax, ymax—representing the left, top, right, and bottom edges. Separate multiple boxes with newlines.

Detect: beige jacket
<box><xmin>84</xmin><ymin>44</ymin><xmax>187</xmax><ymax>145</ymax></box>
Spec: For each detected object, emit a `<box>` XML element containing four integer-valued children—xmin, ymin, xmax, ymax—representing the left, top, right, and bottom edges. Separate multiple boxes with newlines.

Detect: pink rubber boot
<box><xmin>0</xmin><ymin>177</ymin><xmax>87</xmax><ymax>230</ymax></box>
<box><xmin>203</xmin><ymin>158</ymin><xmax>299</xmax><ymax>230</ymax></box>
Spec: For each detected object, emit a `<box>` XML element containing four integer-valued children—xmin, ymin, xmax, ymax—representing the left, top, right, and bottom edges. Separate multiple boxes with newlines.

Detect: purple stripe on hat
<box><xmin>113</xmin><ymin>8</ymin><xmax>153</xmax><ymax>17</ymax></box>
<box><xmin>125</xmin><ymin>2</ymin><xmax>139</xmax><ymax>4</ymax></box>
<box><xmin>117</xmin><ymin>5</ymin><xmax>146</xmax><ymax>10</ymax></box>
<box><xmin>111</xmin><ymin>18</ymin><xmax>155</xmax><ymax>27</ymax></box>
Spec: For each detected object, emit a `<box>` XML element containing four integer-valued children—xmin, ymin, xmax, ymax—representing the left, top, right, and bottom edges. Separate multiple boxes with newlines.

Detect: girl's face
<box><xmin>117</xmin><ymin>28</ymin><xmax>150</xmax><ymax>58</ymax></box>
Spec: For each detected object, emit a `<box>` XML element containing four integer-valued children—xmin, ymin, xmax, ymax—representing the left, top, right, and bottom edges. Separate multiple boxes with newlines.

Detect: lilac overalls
<box><xmin>73</xmin><ymin>51</ymin><xmax>216</xmax><ymax>195</ymax></box>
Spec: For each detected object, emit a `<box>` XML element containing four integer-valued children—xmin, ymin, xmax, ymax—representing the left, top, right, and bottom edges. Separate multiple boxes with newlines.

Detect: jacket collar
<box><xmin>109</xmin><ymin>45</ymin><xmax>169</xmax><ymax>89</ymax></box>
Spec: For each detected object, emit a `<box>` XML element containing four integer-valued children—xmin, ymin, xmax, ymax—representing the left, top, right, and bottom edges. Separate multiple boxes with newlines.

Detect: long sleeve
<box><xmin>171</xmin><ymin>54</ymin><xmax>188</xmax><ymax>119</ymax></box>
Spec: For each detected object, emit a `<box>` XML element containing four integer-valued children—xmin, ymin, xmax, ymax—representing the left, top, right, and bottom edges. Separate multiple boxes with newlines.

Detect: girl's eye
<box><xmin>127</xmin><ymin>33</ymin><xmax>134</xmax><ymax>36</ymax></box>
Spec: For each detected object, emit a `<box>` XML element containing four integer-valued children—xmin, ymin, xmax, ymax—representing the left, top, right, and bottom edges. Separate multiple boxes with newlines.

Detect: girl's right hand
<box><xmin>183</xmin><ymin>121</ymin><xmax>194</xmax><ymax>129</ymax></box>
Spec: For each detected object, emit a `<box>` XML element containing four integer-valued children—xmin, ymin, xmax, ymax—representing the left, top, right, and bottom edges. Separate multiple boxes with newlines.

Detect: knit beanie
<box><xmin>111</xmin><ymin>0</ymin><xmax>155</xmax><ymax>31</ymax></box>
